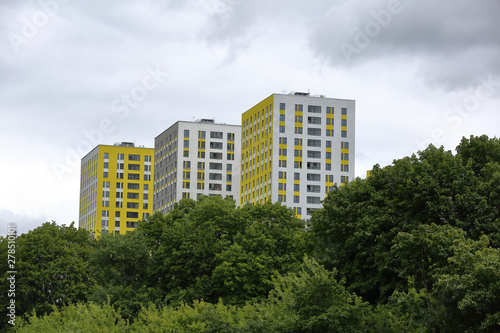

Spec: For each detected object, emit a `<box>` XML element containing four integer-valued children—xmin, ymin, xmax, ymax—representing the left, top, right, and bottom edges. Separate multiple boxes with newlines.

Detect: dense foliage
<box><xmin>2</xmin><ymin>135</ymin><xmax>499</xmax><ymax>332</ymax></box>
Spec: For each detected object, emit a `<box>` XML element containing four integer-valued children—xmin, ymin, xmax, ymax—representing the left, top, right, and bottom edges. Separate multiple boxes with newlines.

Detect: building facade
<box><xmin>240</xmin><ymin>92</ymin><xmax>355</xmax><ymax>221</ymax></box>
<box><xmin>153</xmin><ymin>119</ymin><xmax>241</xmax><ymax>215</ymax></box>
<box><xmin>79</xmin><ymin>142</ymin><xmax>154</xmax><ymax>237</ymax></box>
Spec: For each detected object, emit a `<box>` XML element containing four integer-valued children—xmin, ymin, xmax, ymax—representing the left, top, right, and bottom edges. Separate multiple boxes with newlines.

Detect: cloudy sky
<box><xmin>1</xmin><ymin>0</ymin><xmax>499</xmax><ymax>235</ymax></box>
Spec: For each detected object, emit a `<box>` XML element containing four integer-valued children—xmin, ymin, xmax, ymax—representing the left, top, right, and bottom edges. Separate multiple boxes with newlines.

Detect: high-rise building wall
<box><xmin>241</xmin><ymin>92</ymin><xmax>355</xmax><ymax>221</ymax></box>
<box><xmin>153</xmin><ymin>119</ymin><xmax>241</xmax><ymax>215</ymax></box>
<box><xmin>79</xmin><ymin>142</ymin><xmax>154</xmax><ymax>237</ymax></box>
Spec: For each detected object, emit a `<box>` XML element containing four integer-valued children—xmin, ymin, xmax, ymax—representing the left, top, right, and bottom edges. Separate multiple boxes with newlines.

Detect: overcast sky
<box><xmin>1</xmin><ymin>0</ymin><xmax>499</xmax><ymax>236</ymax></box>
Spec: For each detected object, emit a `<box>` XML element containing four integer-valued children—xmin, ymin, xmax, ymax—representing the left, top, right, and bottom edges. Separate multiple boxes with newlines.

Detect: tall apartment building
<box><xmin>79</xmin><ymin>142</ymin><xmax>154</xmax><ymax>237</ymax></box>
<box><xmin>241</xmin><ymin>92</ymin><xmax>355</xmax><ymax>221</ymax></box>
<box><xmin>153</xmin><ymin>119</ymin><xmax>241</xmax><ymax>215</ymax></box>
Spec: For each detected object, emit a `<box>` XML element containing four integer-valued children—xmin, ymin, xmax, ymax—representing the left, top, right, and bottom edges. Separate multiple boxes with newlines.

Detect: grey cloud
<box><xmin>308</xmin><ymin>0</ymin><xmax>500</xmax><ymax>91</ymax></box>
<box><xmin>0</xmin><ymin>209</ymin><xmax>47</xmax><ymax>237</ymax></box>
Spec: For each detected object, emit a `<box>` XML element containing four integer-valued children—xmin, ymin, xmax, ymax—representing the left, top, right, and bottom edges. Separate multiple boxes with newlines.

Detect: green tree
<box><xmin>0</xmin><ymin>222</ymin><xmax>95</xmax><ymax>328</ymax></box>
<box><xmin>88</xmin><ymin>231</ymin><xmax>155</xmax><ymax>320</ymax></box>
<box><xmin>16</xmin><ymin>302</ymin><xmax>127</xmax><ymax>333</ymax></box>
<box><xmin>138</xmin><ymin>196</ymin><xmax>307</xmax><ymax>306</ymax></box>
<box><xmin>311</xmin><ymin>143</ymin><xmax>498</xmax><ymax>304</ymax></box>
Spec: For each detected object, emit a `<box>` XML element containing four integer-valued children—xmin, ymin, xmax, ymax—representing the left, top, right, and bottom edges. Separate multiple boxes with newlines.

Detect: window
<box><xmin>184</xmin><ymin>129</ymin><xmax>190</xmax><ymax>138</ymax></box>
<box><xmin>198</xmin><ymin>151</ymin><xmax>205</xmax><ymax>158</ymax></box>
<box><xmin>342</xmin><ymin>153</ymin><xmax>349</xmax><ymax>161</ymax></box>
<box><xmin>197</xmin><ymin>172</ymin><xmax>205</xmax><ymax>180</ymax></box>
<box><xmin>129</xmin><ymin>154</ymin><xmax>140</xmax><ymax>161</ymax></box>
<box><xmin>116</xmin><ymin>172</ymin><xmax>124</xmax><ymax>179</ymax></box>
<box><xmin>145</xmin><ymin>155</ymin><xmax>152</xmax><ymax>162</ymax></box>
<box><xmin>226</xmin><ymin>184</ymin><xmax>232</xmax><ymax>191</ymax></box>
<box><xmin>341</xmin><ymin>141</ymin><xmax>349</xmax><ymax>149</ymax></box>
<box><xmin>128</xmin><ymin>164</ymin><xmax>140</xmax><ymax>170</ymax></box>
<box><xmin>294</xmin><ymin>149</ymin><xmax>302</xmax><ymax>157</ymax></box>
<box><xmin>209</xmin><ymin>183</ymin><xmax>222</xmax><ymax>191</ymax></box>
<box><xmin>128</xmin><ymin>173</ymin><xmax>140</xmax><ymax>180</ymax></box>
<box><xmin>227</xmin><ymin>133</ymin><xmax>235</xmax><ymax>141</ymax></box>
<box><xmin>294</xmin><ymin>138</ymin><xmax>302</xmax><ymax>146</ymax></box>
<box><xmin>308</xmin><ymin>105</ymin><xmax>321</xmax><ymax>113</ymax></box>
<box><xmin>116</xmin><ymin>182</ymin><xmax>123</xmax><ymax>189</ymax></box>
<box><xmin>307</xmin><ymin>139</ymin><xmax>321</xmax><ymax>147</ymax></box>
<box><xmin>198</xmin><ymin>141</ymin><xmax>206</xmax><ymax>149</ymax></box>
<box><xmin>226</xmin><ymin>174</ymin><xmax>232</xmax><ymax>182</ymax></box>
<box><xmin>278</xmin><ymin>183</ymin><xmax>286</xmax><ymax>191</ymax></box>
<box><xmin>127</xmin><ymin>202</ymin><xmax>139</xmax><ymax>209</ymax></box>
<box><xmin>198</xmin><ymin>162</ymin><xmax>205</xmax><ymax>169</ymax></box>
<box><xmin>279</xmin><ymin>149</ymin><xmax>287</xmax><ymax>156</ymax></box>
<box><xmin>128</xmin><ymin>183</ymin><xmax>140</xmax><ymax>190</ymax></box>
<box><xmin>209</xmin><ymin>162</ymin><xmax>223</xmax><ymax>170</ymax></box>
<box><xmin>307</xmin><ymin>128</ymin><xmax>321</xmax><ymax>136</ymax></box>
<box><xmin>294</xmin><ymin>161</ymin><xmax>302</xmax><ymax>169</ymax></box>
<box><xmin>279</xmin><ymin>114</ymin><xmax>286</xmax><ymax>122</ymax></box>
<box><xmin>103</xmin><ymin>181</ymin><xmax>110</xmax><ymax>188</ymax></box>
<box><xmin>144</xmin><ymin>174</ymin><xmax>151</xmax><ymax>181</ymax></box>
<box><xmin>227</xmin><ymin>153</ymin><xmax>234</xmax><ymax>160</ymax></box>
<box><xmin>227</xmin><ymin>164</ymin><xmax>232</xmax><ymax>171</ymax></box>
<box><xmin>102</xmin><ymin>191</ymin><xmax>109</xmax><ymax>198</ymax></box>
<box><xmin>103</xmin><ymin>162</ymin><xmax>109</xmax><ymax>169</ymax></box>
<box><xmin>279</xmin><ymin>126</ymin><xmax>285</xmax><ymax>133</ymax></box>
<box><xmin>199</xmin><ymin>130</ymin><xmax>206</xmax><ymax>138</ymax></box>
<box><xmin>183</xmin><ymin>161</ymin><xmax>191</xmax><ymax>169</ymax></box>
<box><xmin>307</xmin><ymin>196</ymin><xmax>321</xmax><ymax>204</ymax></box>
<box><xmin>183</xmin><ymin>171</ymin><xmax>191</xmax><ymax>179</ymax></box>
<box><xmin>307</xmin><ymin>185</ymin><xmax>321</xmax><ymax>193</ymax></box>
<box><xmin>209</xmin><ymin>173</ymin><xmax>222</xmax><ymax>180</ymax></box>
<box><xmin>279</xmin><ymin>160</ymin><xmax>287</xmax><ymax>167</ymax></box>
<box><xmin>326</xmin><ymin>152</ymin><xmax>332</xmax><ymax>159</ymax></box>
<box><xmin>278</xmin><ymin>171</ymin><xmax>287</xmax><ymax>179</ymax></box>
<box><xmin>326</xmin><ymin>175</ymin><xmax>334</xmax><ymax>182</ymax></box>
<box><xmin>341</xmin><ymin>119</ymin><xmax>347</xmax><ymax>126</ymax></box>
<box><xmin>117</xmin><ymin>163</ymin><xmax>124</xmax><ymax>170</ymax></box>
<box><xmin>104</xmin><ymin>153</ymin><xmax>109</xmax><ymax>159</ymax></box>
<box><xmin>183</xmin><ymin>140</ymin><xmax>189</xmax><ymax>148</ymax></box>
<box><xmin>294</xmin><ymin>127</ymin><xmax>302</xmax><ymax>134</ymax></box>
<box><xmin>307</xmin><ymin>162</ymin><xmax>321</xmax><ymax>170</ymax></box>
<box><xmin>117</xmin><ymin>153</ymin><xmax>124</xmax><ymax>160</ymax></box>
<box><xmin>183</xmin><ymin>150</ymin><xmax>189</xmax><ymax>157</ymax></box>
<box><xmin>294</xmin><ymin>172</ymin><xmax>300</xmax><ymax>180</ymax></box>
<box><xmin>280</xmin><ymin>103</ymin><xmax>286</xmax><ymax>110</ymax></box>
<box><xmin>279</xmin><ymin>137</ymin><xmax>287</xmax><ymax>144</ymax></box>
<box><xmin>295</xmin><ymin>116</ymin><xmax>303</xmax><ymax>123</ymax></box>
<box><xmin>197</xmin><ymin>182</ymin><xmax>205</xmax><ymax>190</ymax></box>
<box><xmin>182</xmin><ymin>181</ymin><xmax>190</xmax><ymax>189</ymax></box>
<box><xmin>341</xmin><ymin>108</ymin><xmax>347</xmax><ymax>115</ymax></box>
<box><xmin>295</xmin><ymin>104</ymin><xmax>303</xmax><ymax>112</ymax></box>
<box><xmin>326</xmin><ymin>141</ymin><xmax>332</xmax><ymax>148</ymax></box>
<box><xmin>294</xmin><ymin>195</ymin><xmax>300</xmax><ymax>203</ymax></box>
<box><xmin>326</xmin><ymin>107</ymin><xmax>333</xmax><ymax>114</ymax></box>
<box><xmin>210</xmin><ymin>142</ymin><xmax>223</xmax><ymax>149</ymax></box>
<box><xmin>307</xmin><ymin>151</ymin><xmax>321</xmax><ymax>158</ymax></box>
<box><xmin>210</xmin><ymin>131</ymin><xmax>223</xmax><ymax>139</ymax></box>
<box><xmin>103</xmin><ymin>171</ymin><xmax>108</xmax><ymax>178</ymax></box>
<box><xmin>127</xmin><ymin>192</ymin><xmax>139</xmax><ymax>199</ymax></box>
<box><xmin>341</xmin><ymin>130</ymin><xmax>347</xmax><ymax>138</ymax></box>
<box><xmin>294</xmin><ymin>184</ymin><xmax>300</xmax><ymax>191</ymax></box>
<box><xmin>227</xmin><ymin>143</ymin><xmax>234</xmax><ymax>151</ymax></box>
<box><xmin>341</xmin><ymin>164</ymin><xmax>349</xmax><ymax>172</ymax></box>
<box><xmin>307</xmin><ymin>116</ymin><xmax>321</xmax><ymax>125</ymax></box>
<box><xmin>209</xmin><ymin>152</ymin><xmax>223</xmax><ymax>159</ymax></box>
<box><xmin>307</xmin><ymin>173</ymin><xmax>321</xmax><ymax>181</ymax></box>
<box><xmin>126</xmin><ymin>221</ymin><xmax>138</xmax><ymax>228</ymax></box>
<box><xmin>341</xmin><ymin>175</ymin><xmax>349</xmax><ymax>183</ymax></box>
<box><xmin>296</xmin><ymin>207</ymin><xmax>302</xmax><ymax>215</ymax></box>
<box><xmin>126</xmin><ymin>212</ymin><xmax>139</xmax><ymax>218</ymax></box>
<box><xmin>326</xmin><ymin>164</ymin><xmax>332</xmax><ymax>170</ymax></box>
